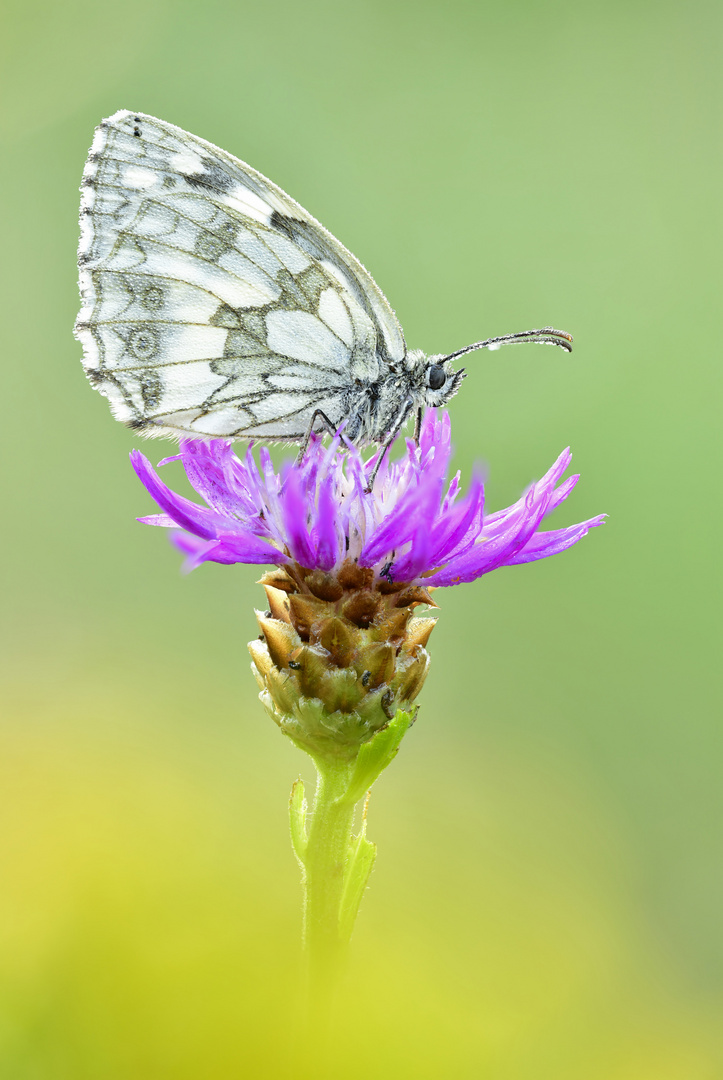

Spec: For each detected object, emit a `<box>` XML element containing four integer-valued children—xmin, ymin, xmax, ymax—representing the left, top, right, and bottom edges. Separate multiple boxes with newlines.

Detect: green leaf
<box><xmin>340</xmin><ymin>708</ymin><xmax>415</xmax><ymax>807</ymax></box>
<box><xmin>339</xmin><ymin>805</ymin><xmax>377</xmax><ymax>944</ymax></box>
<box><xmin>289</xmin><ymin>778</ymin><xmax>308</xmax><ymax>864</ymax></box>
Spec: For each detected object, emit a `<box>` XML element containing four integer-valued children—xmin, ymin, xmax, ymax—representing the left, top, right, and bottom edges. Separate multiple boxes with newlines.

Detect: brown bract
<box><xmin>248</xmin><ymin>561</ymin><xmax>438</xmax><ymax>761</ymax></box>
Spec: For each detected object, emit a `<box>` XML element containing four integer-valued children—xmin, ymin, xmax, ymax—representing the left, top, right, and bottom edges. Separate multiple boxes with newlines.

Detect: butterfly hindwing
<box><xmin>75</xmin><ymin>110</ymin><xmax>406</xmax><ymax>439</ymax></box>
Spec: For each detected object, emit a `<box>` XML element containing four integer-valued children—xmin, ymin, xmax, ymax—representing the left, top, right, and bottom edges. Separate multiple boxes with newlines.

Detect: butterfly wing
<box><xmin>75</xmin><ymin>110</ymin><xmax>406</xmax><ymax>440</ymax></box>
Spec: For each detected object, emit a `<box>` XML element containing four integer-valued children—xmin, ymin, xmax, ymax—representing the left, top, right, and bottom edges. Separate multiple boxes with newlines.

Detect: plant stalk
<box><xmin>287</xmin><ymin>712</ymin><xmax>415</xmax><ymax>1001</ymax></box>
<box><xmin>301</xmin><ymin>758</ymin><xmax>356</xmax><ymax>991</ymax></box>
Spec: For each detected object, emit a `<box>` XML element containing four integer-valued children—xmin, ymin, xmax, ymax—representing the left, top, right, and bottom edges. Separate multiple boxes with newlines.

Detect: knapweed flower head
<box><xmin>131</xmin><ymin>411</ymin><xmax>601</xmax><ymax>585</ymax></box>
<box><xmin>131</xmin><ymin>412</ymin><xmax>603</xmax><ymax>760</ymax></box>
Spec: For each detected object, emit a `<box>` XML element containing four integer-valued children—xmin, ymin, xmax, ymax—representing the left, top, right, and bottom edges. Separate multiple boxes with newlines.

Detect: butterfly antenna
<box><xmin>444</xmin><ymin>327</ymin><xmax>573</xmax><ymax>363</ymax></box>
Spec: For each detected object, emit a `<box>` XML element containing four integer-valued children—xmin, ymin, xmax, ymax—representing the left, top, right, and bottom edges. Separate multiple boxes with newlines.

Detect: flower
<box><xmin>130</xmin><ymin>411</ymin><xmax>603</xmax><ymax>759</ymax></box>
<box><xmin>130</xmin><ymin>410</ymin><xmax>603</xmax><ymax>588</ymax></box>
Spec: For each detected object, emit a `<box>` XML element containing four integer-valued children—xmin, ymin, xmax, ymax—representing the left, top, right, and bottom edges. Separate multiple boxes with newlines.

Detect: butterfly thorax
<box><xmin>341</xmin><ymin>350</ymin><xmax>464</xmax><ymax>444</ymax></box>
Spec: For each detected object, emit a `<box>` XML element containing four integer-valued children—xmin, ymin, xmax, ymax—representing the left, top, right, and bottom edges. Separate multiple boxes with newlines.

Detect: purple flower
<box><xmin>130</xmin><ymin>411</ymin><xmax>604</xmax><ymax>587</ymax></box>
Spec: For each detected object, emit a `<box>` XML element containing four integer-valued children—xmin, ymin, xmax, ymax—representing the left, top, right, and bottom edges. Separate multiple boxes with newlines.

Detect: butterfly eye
<box><xmin>427</xmin><ymin>364</ymin><xmax>446</xmax><ymax>391</ymax></box>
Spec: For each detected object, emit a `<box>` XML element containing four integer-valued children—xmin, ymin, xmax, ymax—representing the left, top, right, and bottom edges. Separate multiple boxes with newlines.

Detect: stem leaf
<box><xmin>339</xmin><ymin>818</ymin><xmax>377</xmax><ymax>945</ymax></box>
<box><xmin>289</xmin><ymin>778</ymin><xmax>308</xmax><ymax>864</ymax></box>
<box><xmin>341</xmin><ymin>708</ymin><xmax>415</xmax><ymax>807</ymax></box>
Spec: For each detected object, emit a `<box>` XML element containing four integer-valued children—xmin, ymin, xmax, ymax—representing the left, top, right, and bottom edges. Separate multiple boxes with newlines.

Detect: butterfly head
<box><xmin>407</xmin><ymin>350</ymin><xmax>466</xmax><ymax>409</ymax></box>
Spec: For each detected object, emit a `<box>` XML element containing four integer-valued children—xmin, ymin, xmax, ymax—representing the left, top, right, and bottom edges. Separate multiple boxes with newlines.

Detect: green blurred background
<box><xmin>0</xmin><ymin>0</ymin><xmax>719</xmax><ymax>1075</ymax></box>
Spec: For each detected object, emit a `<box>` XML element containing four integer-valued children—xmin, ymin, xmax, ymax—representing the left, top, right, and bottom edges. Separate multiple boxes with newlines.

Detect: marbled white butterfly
<box><xmin>75</xmin><ymin>111</ymin><xmax>572</xmax><ymax>461</ymax></box>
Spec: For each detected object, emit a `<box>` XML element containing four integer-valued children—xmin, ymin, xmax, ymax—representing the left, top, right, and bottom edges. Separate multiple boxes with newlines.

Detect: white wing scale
<box><xmin>75</xmin><ymin>110</ymin><xmax>406</xmax><ymax>440</ymax></box>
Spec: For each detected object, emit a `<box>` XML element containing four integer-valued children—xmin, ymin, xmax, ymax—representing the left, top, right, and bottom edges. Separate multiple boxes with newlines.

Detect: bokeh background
<box><xmin>0</xmin><ymin>0</ymin><xmax>719</xmax><ymax>1075</ymax></box>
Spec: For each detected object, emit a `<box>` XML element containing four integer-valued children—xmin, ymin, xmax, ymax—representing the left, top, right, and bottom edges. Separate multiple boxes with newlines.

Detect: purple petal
<box><xmin>170</xmin><ymin>532</ymin><xmax>218</xmax><ymax>573</ymax></box>
<box><xmin>138</xmin><ymin>513</ymin><xmax>178</xmax><ymax>528</ymax></box>
<box><xmin>418</xmin><ymin>409</ymin><xmax>450</xmax><ymax>461</ymax></box>
<box><xmin>169</xmin><ymin>528</ymin><xmax>285</xmax><ymax>569</ymax></box>
<box><xmin>360</xmin><ymin>466</ymin><xmax>446</xmax><ymax>565</ymax></box>
<box><xmin>207</xmin><ymin>533</ymin><xmax>287</xmax><ymax>565</ymax></box>
<box><xmin>429</xmin><ymin>473</ymin><xmax>485</xmax><ymax>564</ymax></box>
<box><xmin>483</xmin><ymin>449</ymin><xmax>572</xmax><ymax>529</ymax></box>
<box><xmin>441</xmin><ymin>471</ymin><xmax>461</xmax><ymax>515</ymax></box>
<box><xmin>427</xmin><ymin>488</ymin><xmax>550</xmax><ymax>585</ymax></box>
<box><xmin>506</xmin><ymin>515</ymin><xmax>606</xmax><ymax>564</ymax></box>
<box><xmin>280</xmin><ymin>468</ymin><xmax>316</xmax><ymax>567</ymax></box>
<box><xmin>180</xmin><ymin>440</ymin><xmax>247</xmax><ymax>520</ymax></box>
<box><xmin>131</xmin><ymin>450</ymin><xmax>225</xmax><ymax>540</ymax></box>
<box><xmin>314</xmin><ymin>474</ymin><xmax>341</xmax><ymax>570</ymax></box>
<box><xmin>547</xmin><ymin>473</ymin><xmax>579</xmax><ymax>513</ymax></box>
<box><xmin>390</xmin><ymin>520</ymin><xmax>433</xmax><ymax>581</ymax></box>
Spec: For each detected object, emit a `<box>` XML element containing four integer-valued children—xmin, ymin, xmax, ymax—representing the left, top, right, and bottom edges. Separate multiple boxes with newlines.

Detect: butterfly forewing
<box><xmin>75</xmin><ymin>110</ymin><xmax>406</xmax><ymax>439</ymax></box>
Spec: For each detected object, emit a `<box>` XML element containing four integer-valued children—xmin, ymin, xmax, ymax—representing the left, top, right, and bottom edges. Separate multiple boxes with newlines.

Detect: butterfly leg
<box><xmin>413</xmin><ymin>407</ymin><xmax>422</xmax><ymax>444</ymax></box>
<box><xmin>295</xmin><ymin>409</ymin><xmax>352</xmax><ymax>466</ymax></box>
<box><xmin>365</xmin><ymin>398</ymin><xmax>415</xmax><ymax>493</ymax></box>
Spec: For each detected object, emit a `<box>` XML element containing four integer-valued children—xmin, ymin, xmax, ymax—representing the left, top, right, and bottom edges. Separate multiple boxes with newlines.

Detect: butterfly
<box><xmin>75</xmin><ymin>110</ymin><xmax>572</xmax><ymax>465</ymax></box>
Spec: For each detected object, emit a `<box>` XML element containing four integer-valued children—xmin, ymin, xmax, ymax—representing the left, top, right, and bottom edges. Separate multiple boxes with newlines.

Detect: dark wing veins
<box><xmin>269</xmin><ymin>211</ymin><xmax>398</xmax><ymax>368</ymax></box>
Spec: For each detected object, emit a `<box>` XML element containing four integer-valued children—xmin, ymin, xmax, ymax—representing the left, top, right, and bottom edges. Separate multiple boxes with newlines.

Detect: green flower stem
<box><xmin>302</xmin><ymin>758</ymin><xmax>358</xmax><ymax>982</ymax></box>
<box><xmin>288</xmin><ymin>710</ymin><xmax>416</xmax><ymax>994</ymax></box>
